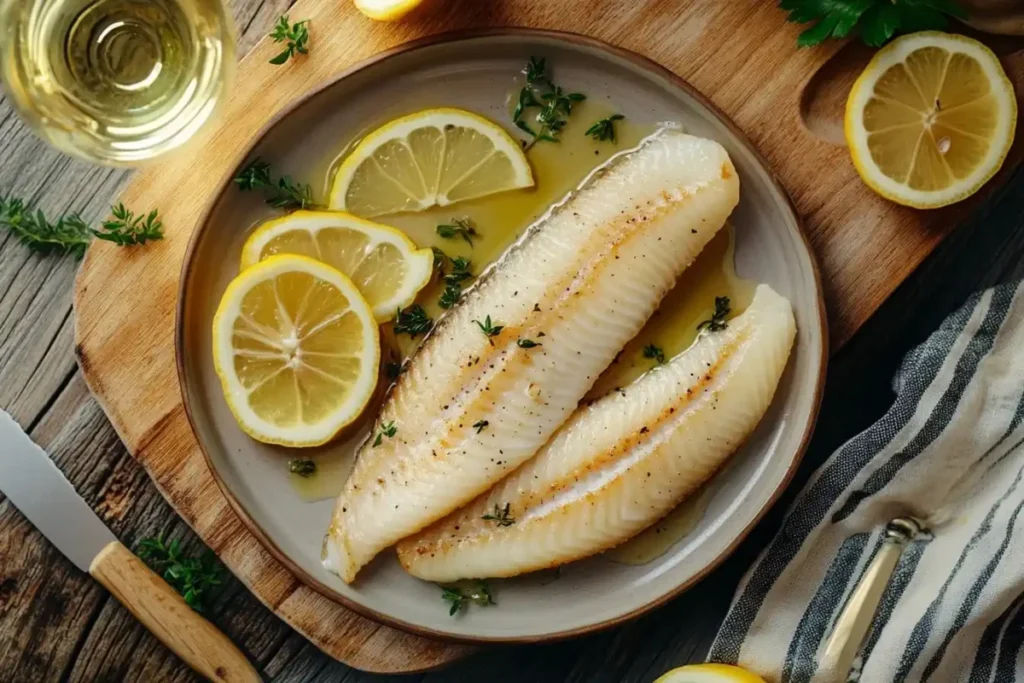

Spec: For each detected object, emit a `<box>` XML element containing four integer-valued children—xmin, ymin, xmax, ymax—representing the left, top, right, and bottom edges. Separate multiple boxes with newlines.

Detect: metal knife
<box><xmin>0</xmin><ymin>410</ymin><xmax>261</xmax><ymax>683</ymax></box>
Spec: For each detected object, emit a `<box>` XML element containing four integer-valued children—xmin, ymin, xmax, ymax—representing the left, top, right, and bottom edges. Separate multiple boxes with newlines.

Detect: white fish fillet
<box><xmin>398</xmin><ymin>285</ymin><xmax>796</xmax><ymax>581</ymax></box>
<box><xmin>324</xmin><ymin>130</ymin><xmax>740</xmax><ymax>583</ymax></box>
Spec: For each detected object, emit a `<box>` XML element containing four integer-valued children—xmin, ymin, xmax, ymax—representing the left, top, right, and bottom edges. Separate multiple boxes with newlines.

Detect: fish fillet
<box><xmin>398</xmin><ymin>284</ymin><xmax>795</xmax><ymax>581</ymax></box>
<box><xmin>324</xmin><ymin>130</ymin><xmax>740</xmax><ymax>582</ymax></box>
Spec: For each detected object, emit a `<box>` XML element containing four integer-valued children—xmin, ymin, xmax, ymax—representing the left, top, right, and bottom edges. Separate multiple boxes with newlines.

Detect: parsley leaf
<box><xmin>269</xmin><ymin>15</ymin><xmax>310</xmax><ymax>64</ymax></box>
<box><xmin>779</xmin><ymin>0</ymin><xmax>967</xmax><ymax>48</ymax></box>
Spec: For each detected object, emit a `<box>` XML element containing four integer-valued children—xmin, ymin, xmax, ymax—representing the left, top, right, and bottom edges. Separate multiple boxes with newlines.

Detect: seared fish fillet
<box><xmin>325</xmin><ymin>130</ymin><xmax>740</xmax><ymax>583</ymax></box>
<box><xmin>398</xmin><ymin>285</ymin><xmax>795</xmax><ymax>581</ymax></box>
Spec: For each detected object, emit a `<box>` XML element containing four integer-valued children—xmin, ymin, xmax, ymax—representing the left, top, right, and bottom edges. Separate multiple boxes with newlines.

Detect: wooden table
<box><xmin>2</xmin><ymin>3</ymin><xmax>1024</xmax><ymax>681</ymax></box>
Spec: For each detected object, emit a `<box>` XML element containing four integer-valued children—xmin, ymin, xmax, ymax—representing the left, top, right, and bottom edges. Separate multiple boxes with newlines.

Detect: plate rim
<box><xmin>176</xmin><ymin>26</ymin><xmax>829</xmax><ymax>645</ymax></box>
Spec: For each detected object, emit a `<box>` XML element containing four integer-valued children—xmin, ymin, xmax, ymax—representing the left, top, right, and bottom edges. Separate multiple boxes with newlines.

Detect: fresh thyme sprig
<box><xmin>0</xmin><ymin>197</ymin><xmax>92</xmax><ymax>257</ymax></box>
<box><xmin>394</xmin><ymin>304</ymin><xmax>433</xmax><ymax>337</ymax></box>
<box><xmin>289</xmin><ymin>459</ymin><xmax>316</xmax><ymax>477</ymax></box>
<box><xmin>474</xmin><ymin>315</ymin><xmax>504</xmax><ymax>342</ymax></box>
<box><xmin>697</xmin><ymin>296</ymin><xmax>732</xmax><ymax>333</ymax></box>
<box><xmin>439</xmin><ymin>256</ymin><xmax>473</xmax><ymax>309</ymax></box>
<box><xmin>234</xmin><ymin>158</ymin><xmax>316</xmax><ymax>210</ymax></box>
<box><xmin>269</xmin><ymin>15</ymin><xmax>310</xmax><ymax>65</ymax></box>
<box><xmin>440</xmin><ymin>580</ymin><xmax>495</xmax><ymax>616</ymax></box>
<box><xmin>482</xmin><ymin>502</ymin><xmax>515</xmax><ymax>527</ymax></box>
<box><xmin>779</xmin><ymin>0</ymin><xmax>967</xmax><ymax>48</ymax></box>
<box><xmin>642</xmin><ymin>344</ymin><xmax>666</xmax><ymax>365</ymax></box>
<box><xmin>372</xmin><ymin>420</ymin><xmax>397</xmax><ymax>447</ymax></box>
<box><xmin>513</xmin><ymin>57</ymin><xmax>585</xmax><ymax>149</ymax></box>
<box><xmin>93</xmin><ymin>203</ymin><xmax>164</xmax><ymax>246</ymax></box>
<box><xmin>136</xmin><ymin>536</ymin><xmax>223</xmax><ymax>613</ymax></box>
<box><xmin>436</xmin><ymin>218</ymin><xmax>478</xmax><ymax>246</ymax></box>
<box><xmin>585</xmin><ymin>114</ymin><xmax>624</xmax><ymax>143</ymax></box>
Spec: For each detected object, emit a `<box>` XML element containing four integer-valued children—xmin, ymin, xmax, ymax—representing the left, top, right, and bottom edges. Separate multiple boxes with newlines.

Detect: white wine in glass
<box><xmin>0</xmin><ymin>0</ymin><xmax>235</xmax><ymax>165</ymax></box>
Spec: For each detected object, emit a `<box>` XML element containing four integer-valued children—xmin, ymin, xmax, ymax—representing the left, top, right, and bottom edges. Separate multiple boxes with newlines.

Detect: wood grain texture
<box><xmin>88</xmin><ymin>541</ymin><xmax>261</xmax><ymax>683</ymax></box>
<box><xmin>67</xmin><ymin>0</ymin><xmax>1024</xmax><ymax>673</ymax></box>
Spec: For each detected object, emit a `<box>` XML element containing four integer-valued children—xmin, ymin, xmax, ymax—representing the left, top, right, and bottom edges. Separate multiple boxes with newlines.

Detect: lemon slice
<box><xmin>845</xmin><ymin>31</ymin><xmax>1016</xmax><ymax>209</ymax></box>
<box><xmin>330</xmin><ymin>107</ymin><xmax>534</xmax><ymax>217</ymax></box>
<box><xmin>240</xmin><ymin>210</ymin><xmax>432</xmax><ymax>322</ymax></box>
<box><xmin>354</xmin><ymin>0</ymin><xmax>422</xmax><ymax>20</ymax></box>
<box><xmin>654</xmin><ymin>664</ymin><xmax>768</xmax><ymax>683</ymax></box>
<box><xmin>213</xmin><ymin>255</ymin><xmax>380</xmax><ymax>447</ymax></box>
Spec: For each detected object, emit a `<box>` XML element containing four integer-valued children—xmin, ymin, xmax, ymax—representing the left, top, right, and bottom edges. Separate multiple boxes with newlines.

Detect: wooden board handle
<box><xmin>89</xmin><ymin>541</ymin><xmax>262</xmax><ymax>683</ymax></box>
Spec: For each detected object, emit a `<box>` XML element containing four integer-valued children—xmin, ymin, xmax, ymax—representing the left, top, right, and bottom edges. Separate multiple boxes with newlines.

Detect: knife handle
<box><xmin>89</xmin><ymin>541</ymin><xmax>262</xmax><ymax>683</ymax></box>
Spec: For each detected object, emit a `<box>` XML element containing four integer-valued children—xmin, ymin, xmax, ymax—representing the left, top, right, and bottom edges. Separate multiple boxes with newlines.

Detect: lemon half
<box><xmin>330</xmin><ymin>107</ymin><xmax>534</xmax><ymax>217</ymax></box>
<box><xmin>240</xmin><ymin>210</ymin><xmax>432</xmax><ymax>322</ymax></box>
<box><xmin>845</xmin><ymin>31</ymin><xmax>1017</xmax><ymax>209</ymax></box>
<box><xmin>213</xmin><ymin>255</ymin><xmax>380</xmax><ymax>447</ymax></box>
<box><xmin>354</xmin><ymin>0</ymin><xmax>422</xmax><ymax>21</ymax></box>
<box><xmin>654</xmin><ymin>664</ymin><xmax>768</xmax><ymax>683</ymax></box>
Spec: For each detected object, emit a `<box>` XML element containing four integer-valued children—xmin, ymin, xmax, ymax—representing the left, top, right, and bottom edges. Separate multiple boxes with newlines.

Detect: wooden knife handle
<box><xmin>89</xmin><ymin>541</ymin><xmax>262</xmax><ymax>683</ymax></box>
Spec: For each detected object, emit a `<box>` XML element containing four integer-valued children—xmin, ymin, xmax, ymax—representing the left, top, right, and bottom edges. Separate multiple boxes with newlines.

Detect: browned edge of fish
<box><xmin>175</xmin><ymin>27</ymin><xmax>830</xmax><ymax>645</ymax></box>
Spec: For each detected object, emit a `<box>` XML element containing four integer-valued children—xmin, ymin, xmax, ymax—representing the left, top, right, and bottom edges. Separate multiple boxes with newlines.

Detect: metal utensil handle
<box><xmin>818</xmin><ymin>518</ymin><xmax>922</xmax><ymax>682</ymax></box>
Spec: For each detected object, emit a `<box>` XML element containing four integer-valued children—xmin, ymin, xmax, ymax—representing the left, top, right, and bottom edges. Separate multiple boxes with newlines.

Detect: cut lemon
<box><xmin>213</xmin><ymin>255</ymin><xmax>380</xmax><ymax>447</ymax></box>
<box><xmin>845</xmin><ymin>31</ymin><xmax>1016</xmax><ymax>209</ymax></box>
<box><xmin>239</xmin><ymin>210</ymin><xmax>432</xmax><ymax>322</ymax></box>
<box><xmin>654</xmin><ymin>664</ymin><xmax>768</xmax><ymax>683</ymax></box>
<box><xmin>354</xmin><ymin>0</ymin><xmax>422</xmax><ymax>21</ymax></box>
<box><xmin>330</xmin><ymin>107</ymin><xmax>534</xmax><ymax>217</ymax></box>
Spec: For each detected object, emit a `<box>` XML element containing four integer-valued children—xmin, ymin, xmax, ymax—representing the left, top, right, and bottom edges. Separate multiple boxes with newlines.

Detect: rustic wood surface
<box><xmin>1</xmin><ymin>0</ymin><xmax>1023</xmax><ymax>680</ymax></box>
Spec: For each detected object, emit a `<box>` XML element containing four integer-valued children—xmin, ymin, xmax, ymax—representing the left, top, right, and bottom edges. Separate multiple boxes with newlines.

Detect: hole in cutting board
<box><xmin>799</xmin><ymin>26</ymin><xmax>1024</xmax><ymax>147</ymax></box>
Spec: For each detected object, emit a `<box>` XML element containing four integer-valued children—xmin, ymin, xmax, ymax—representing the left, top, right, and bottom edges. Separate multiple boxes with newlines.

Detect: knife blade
<box><xmin>0</xmin><ymin>410</ymin><xmax>260</xmax><ymax>683</ymax></box>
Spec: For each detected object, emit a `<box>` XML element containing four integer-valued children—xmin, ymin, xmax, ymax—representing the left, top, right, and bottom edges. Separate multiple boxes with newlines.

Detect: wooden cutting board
<box><xmin>72</xmin><ymin>0</ymin><xmax>1024</xmax><ymax>674</ymax></box>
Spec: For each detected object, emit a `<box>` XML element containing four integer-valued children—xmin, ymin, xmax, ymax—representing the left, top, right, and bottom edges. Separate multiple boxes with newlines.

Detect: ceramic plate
<box><xmin>177</xmin><ymin>29</ymin><xmax>827</xmax><ymax>643</ymax></box>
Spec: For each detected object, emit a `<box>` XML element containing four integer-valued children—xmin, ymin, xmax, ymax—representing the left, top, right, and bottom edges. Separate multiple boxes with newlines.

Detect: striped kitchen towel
<box><xmin>709</xmin><ymin>281</ymin><xmax>1024</xmax><ymax>682</ymax></box>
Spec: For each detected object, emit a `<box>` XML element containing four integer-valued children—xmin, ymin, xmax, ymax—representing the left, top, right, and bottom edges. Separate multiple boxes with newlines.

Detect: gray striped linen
<box><xmin>709</xmin><ymin>281</ymin><xmax>1024</xmax><ymax>682</ymax></box>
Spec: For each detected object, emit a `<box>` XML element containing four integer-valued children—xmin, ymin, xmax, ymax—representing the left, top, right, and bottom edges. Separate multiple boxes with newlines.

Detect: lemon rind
<box><xmin>212</xmin><ymin>254</ymin><xmax>381</xmax><ymax>447</ymax></box>
<box><xmin>354</xmin><ymin>0</ymin><xmax>422</xmax><ymax>21</ymax></box>
<box><xmin>845</xmin><ymin>31</ymin><xmax>1017</xmax><ymax>209</ymax></box>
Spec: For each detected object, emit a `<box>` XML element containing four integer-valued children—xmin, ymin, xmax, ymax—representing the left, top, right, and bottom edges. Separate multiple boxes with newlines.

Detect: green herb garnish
<box><xmin>779</xmin><ymin>0</ymin><xmax>967</xmax><ymax>48</ymax></box>
<box><xmin>136</xmin><ymin>536</ymin><xmax>223</xmax><ymax>612</ymax></box>
<box><xmin>269</xmin><ymin>15</ymin><xmax>310</xmax><ymax>64</ymax></box>
<box><xmin>439</xmin><ymin>256</ymin><xmax>473</xmax><ymax>309</ymax></box>
<box><xmin>432</xmin><ymin>246</ymin><xmax>449</xmax><ymax>271</ymax></box>
<box><xmin>697</xmin><ymin>296</ymin><xmax>731</xmax><ymax>333</ymax></box>
<box><xmin>234</xmin><ymin>158</ymin><xmax>315</xmax><ymax>210</ymax></box>
<box><xmin>474</xmin><ymin>315</ymin><xmax>504</xmax><ymax>340</ymax></box>
<box><xmin>436</xmin><ymin>218</ymin><xmax>478</xmax><ymax>246</ymax></box>
<box><xmin>289</xmin><ymin>459</ymin><xmax>316</xmax><ymax>477</ymax></box>
<box><xmin>517</xmin><ymin>338</ymin><xmax>541</xmax><ymax>349</ymax></box>
<box><xmin>642</xmin><ymin>344</ymin><xmax>666</xmax><ymax>364</ymax></box>
<box><xmin>94</xmin><ymin>203</ymin><xmax>164</xmax><ymax>246</ymax></box>
<box><xmin>473</xmin><ymin>419</ymin><xmax>489</xmax><ymax>434</ymax></box>
<box><xmin>373</xmin><ymin>420</ymin><xmax>397</xmax><ymax>447</ymax></box>
<box><xmin>513</xmin><ymin>57</ymin><xmax>585</xmax><ymax>149</ymax></box>
<box><xmin>585</xmin><ymin>114</ymin><xmax>624</xmax><ymax>143</ymax></box>
<box><xmin>0</xmin><ymin>197</ymin><xmax>92</xmax><ymax>257</ymax></box>
<box><xmin>441</xmin><ymin>580</ymin><xmax>495</xmax><ymax>616</ymax></box>
<box><xmin>482</xmin><ymin>503</ymin><xmax>515</xmax><ymax>527</ymax></box>
<box><xmin>394</xmin><ymin>304</ymin><xmax>433</xmax><ymax>337</ymax></box>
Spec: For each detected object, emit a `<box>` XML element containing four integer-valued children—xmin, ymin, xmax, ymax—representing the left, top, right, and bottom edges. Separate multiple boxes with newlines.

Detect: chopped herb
<box><xmin>269</xmin><ymin>15</ymin><xmax>310</xmax><ymax>64</ymax></box>
<box><xmin>289</xmin><ymin>459</ymin><xmax>316</xmax><ymax>477</ymax></box>
<box><xmin>474</xmin><ymin>315</ymin><xmax>504</xmax><ymax>340</ymax></box>
<box><xmin>473</xmin><ymin>419</ymin><xmax>489</xmax><ymax>434</ymax></box>
<box><xmin>384</xmin><ymin>361</ymin><xmax>403</xmax><ymax>380</ymax></box>
<box><xmin>482</xmin><ymin>503</ymin><xmax>515</xmax><ymax>527</ymax></box>
<box><xmin>373</xmin><ymin>421</ymin><xmax>397</xmax><ymax>447</ymax></box>
<box><xmin>696</xmin><ymin>296</ymin><xmax>731</xmax><ymax>333</ymax></box>
<box><xmin>439</xmin><ymin>285</ymin><xmax>461</xmax><ymax>309</ymax></box>
<box><xmin>585</xmin><ymin>114</ymin><xmax>624</xmax><ymax>143</ymax></box>
<box><xmin>136</xmin><ymin>536</ymin><xmax>223</xmax><ymax>613</ymax></box>
<box><xmin>432</xmin><ymin>246</ymin><xmax>449</xmax><ymax>271</ymax></box>
<box><xmin>643</xmin><ymin>344</ymin><xmax>666</xmax><ymax>365</ymax></box>
<box><xmin>234</xmin><ymin>158</ymin><xmax>316</xmax><ymax>210</ymax></box>
<box><xmin>394</xmin><ymin>304</ymin><xmax>433</xmax><ymax>337</ymax></box>
<box><xmin>779</xmin><ymin>0</ymin><xmax>967</xmax><ymax>48</ymax></box>
<box><xmin>517</xmin><ymin>338</ymin><xmax>542</xmax><ymax>349</ymax></box>
<box><xmin>513</xmin><ymin>56</ymin><xmax>585</xmax><ymax>149</ymax></box>
<box><xmin>93</xmin><ymin>203</ymin><xmax>164</xmax><ymax>246</ymax></box>
<box><xmin>440</xmin><ymin>580</ymin><xmax>495</xmax><ymax>616</ymax></box>
<box><xmin>436</xmin><ymin>218</ymin><xmax>478</xmax><ymax>246</ymax></box>
<box><xmin>438</xmin><ymin>256</ymin><xmax>473</xmax><ymax>309</ymax></box>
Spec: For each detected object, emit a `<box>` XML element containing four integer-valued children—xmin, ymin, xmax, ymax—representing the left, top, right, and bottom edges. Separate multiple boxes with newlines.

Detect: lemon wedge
<box><xmin>845</xmin><ymin>31</ymin><xmax>1016</xmax><ymax>209</ymax></box>
<box><xmin>354</xmin><ymin>0</ymin><xmax>422</xmax><ymax>21</ymax></box>
<box><xmin>240</xmin><ymin>210</ymin><xmax>432</xmax><ymax>322</ymax></box>
<box><xmin>654</xmin><ymin>664</ymin><xmax>768</xmax><ymax>683</ymax></box>
<box><xmin>213</xmin><ymin>255</ymin><xmax>380</xmax><ymax>447</ymax></box>
<box><xmin>330</xmin><ymin>107</ymin><xmax>534</xmax><ymax>217</ymax></box>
